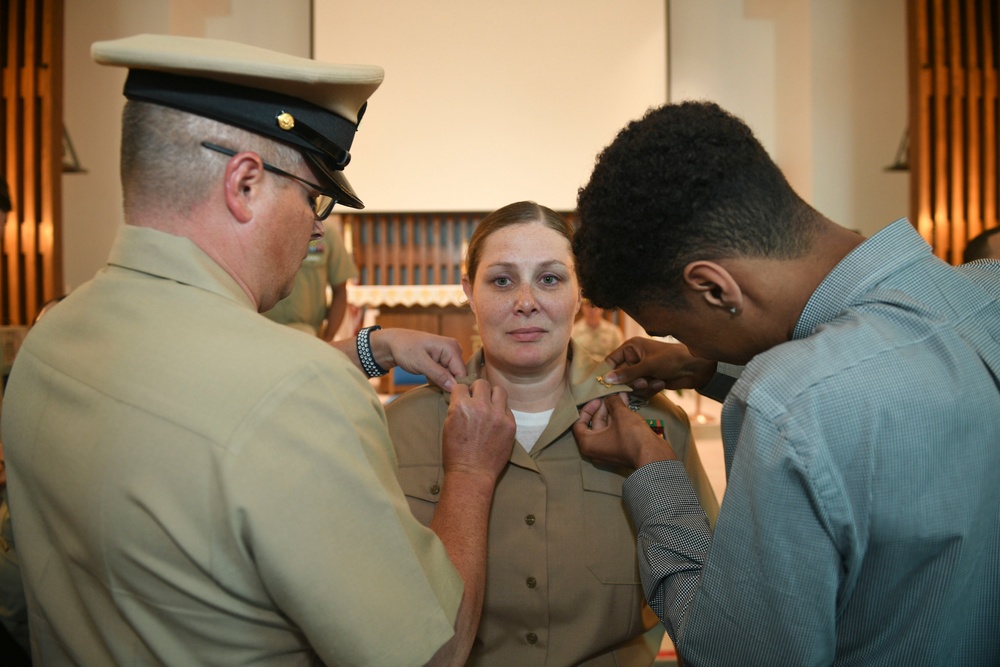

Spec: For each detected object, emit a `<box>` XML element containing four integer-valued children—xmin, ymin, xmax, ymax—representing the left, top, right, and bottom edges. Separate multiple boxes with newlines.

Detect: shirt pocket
<box><xmin>396</xmin><ymin>464</ymin><xmax>442</xmax><ymax>527</ymax></box>
<box><xmin>580</xmin><ymin>462</ymin><xmax>641</xmax><ymax>585</ymax></box>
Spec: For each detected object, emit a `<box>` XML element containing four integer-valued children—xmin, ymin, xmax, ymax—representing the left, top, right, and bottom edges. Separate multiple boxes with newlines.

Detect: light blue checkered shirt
<box><xmin>624</xmin><ymin>219</ymin><xmax>1000</xmax><ymax>666</ymax></box>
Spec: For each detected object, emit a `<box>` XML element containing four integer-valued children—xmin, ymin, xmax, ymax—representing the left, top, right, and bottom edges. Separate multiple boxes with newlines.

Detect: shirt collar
<box><xmin>107</xmin><ymin>225</ymin><xmax>256</xmax><ymax>310</ymax></box>
<box><xmin>455</xmin><ymin>340</ymin><xmax>631</xmax><ymax>404</ymax></box>
<box><xmin>793</xmin><ymin>218</ymin><xmax>930</xmax><ymax>340</ymax></box>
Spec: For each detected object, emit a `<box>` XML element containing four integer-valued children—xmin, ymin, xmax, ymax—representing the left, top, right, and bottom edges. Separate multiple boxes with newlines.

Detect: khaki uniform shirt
<box><xmin>263</xmin><ymin>221</ymin><xmax>358</xmax><ymax>334</ymax></box>
<box><xmin>2</xmin><ymin>225</ymin><xmax>460</xmax><ymax>666</ymax></box>
<box><xmin>386</xmin><ymin>343</ymin><xmax>719</xmax><ymax>667</ymax></box>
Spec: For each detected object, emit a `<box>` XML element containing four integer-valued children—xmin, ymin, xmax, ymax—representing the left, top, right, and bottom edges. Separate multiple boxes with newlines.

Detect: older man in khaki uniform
<box><xmin>1</xmin><ymin>35</ymin><xmax>514</xmax><ymax>666</ymax></box>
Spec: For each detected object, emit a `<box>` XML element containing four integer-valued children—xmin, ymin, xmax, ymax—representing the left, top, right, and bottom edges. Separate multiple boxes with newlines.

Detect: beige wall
<box><xmin>669</xmin><ymin>0</ymin><xmax>908</xmax><ymax>239</ymax></box>
<box><xmin>313</xmin><ymin>0</ymin><xmax>669</xmax><ymax>212</ymax></box>
<box><xmin>61</xmin><ymin>0</ymin><xmax>309</xmax><ymax>291</ymax></box>
<box><xmin>61</xmin><ymin>0</ymin><xmax>907</xmax><ymax>292</ymax></box>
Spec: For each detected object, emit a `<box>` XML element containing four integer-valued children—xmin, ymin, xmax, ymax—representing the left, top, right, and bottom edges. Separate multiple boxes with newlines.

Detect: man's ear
<box><xmin>683</xmin><ymin>260</ymin><xmax>743</xmax><ymax>313</ymax></box>
<box><xmin>461</xmin><ymin>275</ymin><xmax>476</xmax><ymax>315</ymax></box>
<box><xmin>222</xmin><ymin>152</ymin><xmax>266</xmax><ymax>224</ymax></box>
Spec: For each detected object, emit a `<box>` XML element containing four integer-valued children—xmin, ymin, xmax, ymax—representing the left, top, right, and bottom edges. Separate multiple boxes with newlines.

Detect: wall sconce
<box><xmin>62</xmin><ymin>125</ymin><xmax>86</xmax><ymax>173</ymax></box>
<box><xmin>883</xmin><ymin>128</ymin><xmax>909</xmax><ymax>172</ymax></box>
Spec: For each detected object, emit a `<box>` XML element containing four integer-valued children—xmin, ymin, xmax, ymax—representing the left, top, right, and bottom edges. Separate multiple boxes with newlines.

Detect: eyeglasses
<box><xmin>201</xmin><ymin>141</ymin><xmax>337</xmax><ymax>221</ymax></box>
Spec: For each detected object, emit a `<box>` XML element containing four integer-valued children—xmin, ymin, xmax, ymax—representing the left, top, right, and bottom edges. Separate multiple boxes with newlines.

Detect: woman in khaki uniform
<box><xmin>386</xmin><ymin>201</ymin><xmax>718</xmax><ymax>667</ymax></box>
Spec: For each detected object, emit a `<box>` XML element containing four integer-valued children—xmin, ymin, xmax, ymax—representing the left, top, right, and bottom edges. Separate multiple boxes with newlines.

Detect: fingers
<box><xmin>576</xmin><ymin>398</ymin><xmax>605</xmax><ymax>428</ymax></box>
<box><xmin>603</xmin><ymin>362</ymin><xmax>647</xmax><ymax>386</ymax></box>
<box><xmin>423</xmin><ymin>363</ymin><xmax>457</xmax><ymax>393</ymax></box>
<box><xmin>379</xmin><ymin>329</ymin><xmax>465</xmax><ymax>392</ymax></box>
<box><xmin>605</xmin><ymin>393</ymin><xmax>633</xmax><ymax>416</ymax></box>
<box><xmin>425</xmin><ymin>338</ymin><xmax>465</xmax><ymax>392</ymax></box>
<box><xmin>449</xmin><ymin>382</ymin><xmax>471</xmax><ymax>401</ymax></box>
<box><xmin>437</xmin><ymin>339</ymin><xmax>467</xmax><ymax>386</ymax></box>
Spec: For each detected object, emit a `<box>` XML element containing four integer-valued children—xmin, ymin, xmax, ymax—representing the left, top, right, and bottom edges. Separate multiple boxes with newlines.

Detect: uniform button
<box><xmin>526</xmin><ymin>576</ymin><xmax>537</xmax><ymax>589</ymax></box>
<box><xmin>430</xmin><ymin>483</ymin><xmax>440</xmax><ymax>495</ymax></box>
<box><xmin>525</xmin><ymin>514</ymin><xmax>536</xmax><ymax>525</ymax></box>
<box><xmin>526</xmin><ymin>632</ymin><xmax>538</xmax><ymax>644</ymax></box>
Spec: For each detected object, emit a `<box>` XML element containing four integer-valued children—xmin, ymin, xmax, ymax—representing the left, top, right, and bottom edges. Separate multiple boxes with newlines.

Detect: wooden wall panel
<box><xmin>343</xmin><ymin>210</ymin><xmax>574</xmax><ymax>286</ymax></box>
<box><xmin>1</xmin><ymin>0</ymin><xmax>63</xmax><ymax>325</ymax></box>
<box><xmin>909</xmin><ymin>0</ymin><xmax>999</xmax><ymax>263</ymax></box>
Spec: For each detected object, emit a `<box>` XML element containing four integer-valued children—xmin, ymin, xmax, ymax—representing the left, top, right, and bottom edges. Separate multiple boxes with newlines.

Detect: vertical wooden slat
<box><xmin>378</xmin><ymin>215</ymin><xmax>388</xmax><ymax>284</ymax></box>
<box><xmin>2</xmin><ymin>0</ymin><xmax>23</xmax><ymax>324</ymax></box>
<box><xmin>404</xmin><ymin>213</ymin><xmax>414</xmax><ymax>285</ymax></box>
<box><xmin>964</xmin><ymin>0</ymin><xmax>982</xmax><ymax>243</ymax></box>
<box><xmin>21</xmin><ymin>0</ymin><xmax>40</xmax><ymax>322</ymax></box>
<box><xmin>910</xmin><ymin>0</ymin><xmax>934</xmax><ymax>246</ymax></box>
<box><xmin>386</xmin><ymin>212</ymin><xmax>398</xmax><ymax>285</ymax></box>
<box><xmin>1</xmin><ymin>0</ymin><xmax>61</xmax><ymax>326</ymax></box>
<box><xmin>430</xmin><ymin>217</ymin><xmax>440</xmax><ymax>284</ymax></box>
<box><xmin>364</xmin><ymin>216</ymin><xmax>375</xmax><ymax>284</ymax></box>
<box><xmin>42</xmin><ymin>0</ymin><xmax>64</xmax><ymax>306</ymax></box>
<box><xmin>910</xmin><ymin>0</ymin><xmax>999</xmax><ymax>262</ymax></box>
<box><xmin>982</xmin><ymin>0</ymin><xmax>998</xmax><ymax>236</ymax></box>
<box><xmin>947</xmin><ymin>0</ymin><xmax>966</xmax><ymax>264</ymax></box>
<box><xmin>932</xmin><ymin>0</ymin><xmax>950</xmax><ymax>259</ymax></box>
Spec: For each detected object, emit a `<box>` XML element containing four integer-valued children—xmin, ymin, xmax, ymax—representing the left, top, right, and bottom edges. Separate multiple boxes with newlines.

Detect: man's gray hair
<box><xmin>120</xmin><ymin>100</ymin><xmax>303</xmax><ymax>215</ymax></box>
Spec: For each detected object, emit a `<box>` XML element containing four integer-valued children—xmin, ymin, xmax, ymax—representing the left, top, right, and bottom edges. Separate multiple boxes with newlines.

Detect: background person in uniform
<box><xmin>571</xmin><ymin>298</ymin><xmax>624</xmax><ymax>360</ymax></box>
<box><xmin>1</xmin><ymin>34</ymin><xmax>515</xmax><ymax>666</ymax></box>
<box><xmin>569</xmin><ymin>101</ymin><xmax>1000</xmax><ymax>666</ymax></box>
<box><xmin>386</xmin><ymin>201</ymin><xmax>718</xmax><ymax>667</ymax></box>
<box><xmin>263</xmin><ymin>219</ymin><xmax>357</xmax><ymax>340</ymax></box>
<box><xmin>962</xmin><ymin>225</ymin><xmax>1000</xmax><ymax>262</ymax></box>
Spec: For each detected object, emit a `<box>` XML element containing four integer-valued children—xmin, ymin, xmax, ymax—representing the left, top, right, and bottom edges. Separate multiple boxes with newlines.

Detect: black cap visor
<box><xmin>124</xmin><ymin>68</ymin><xmax>366</xmax><ymax>209</ymax></box>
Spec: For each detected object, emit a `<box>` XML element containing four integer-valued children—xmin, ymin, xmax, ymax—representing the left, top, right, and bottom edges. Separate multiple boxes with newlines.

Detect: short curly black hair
<box><xmin>574</xmin><ymin>101</ymin><xmax>819</xmax><ymax>312</ymax></box>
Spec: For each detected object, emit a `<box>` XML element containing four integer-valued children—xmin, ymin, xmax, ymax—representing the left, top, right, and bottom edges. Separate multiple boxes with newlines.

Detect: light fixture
<box><xmin>883</xmin><ymin>127</ymin><xmax>909</xmax><ymax>172</ymax></box>
<box><xmin>62</xmin><ymin>126</ymin><xmax>86</xmax><ymax>173</ymax></box>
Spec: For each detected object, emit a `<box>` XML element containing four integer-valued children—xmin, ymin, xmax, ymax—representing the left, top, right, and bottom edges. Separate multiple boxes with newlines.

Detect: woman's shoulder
<box><xmin>384</xmin><ymin>385</ymin><xmax>447</xmax><ymax>464</ymax></box>
<box><xmin>384</xmin><ymin>384</ymin><xmax>444</xmax><ymax>421</ymax></box>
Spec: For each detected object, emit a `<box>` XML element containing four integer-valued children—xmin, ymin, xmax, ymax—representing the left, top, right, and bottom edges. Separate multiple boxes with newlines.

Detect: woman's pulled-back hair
<box><xmin>466</xmin><ymin>201</ymin><xmax>575</xmax><ymax>284</ymax></box>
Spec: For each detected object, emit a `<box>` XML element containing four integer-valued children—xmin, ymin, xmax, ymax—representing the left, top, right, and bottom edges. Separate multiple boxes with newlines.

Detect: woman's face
<box><xmin>463</xmin><ymin>222</ymin><xmax>581</xmax><ymax>375</ymax></box>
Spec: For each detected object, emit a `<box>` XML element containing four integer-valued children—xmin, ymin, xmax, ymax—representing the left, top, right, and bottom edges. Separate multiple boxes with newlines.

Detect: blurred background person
<box><xmin>263</xmin><ymin>219</ymin><xmax>357</xmax><ymax>340</ymax></box>
<box><xmin>572</xmin><ymin>298</ymin><xmax>624</xmax><ymax>360</ymax></box>
<box><xmin>386</xmin><ymin>201</ymin><xmax>718</xmax><ymax>667</ymax></box>
<box><xmin>962</xmin><ymin>226</ymin><xmax>1000</xmax><ymax>262</ymax></box>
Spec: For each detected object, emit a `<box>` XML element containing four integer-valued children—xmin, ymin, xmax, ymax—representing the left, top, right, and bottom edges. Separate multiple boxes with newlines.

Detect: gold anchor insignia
<box><xmin>596</xmin><ymin>375</ymin><xmax>613</xmax><ymax>388</ymax></box>
<box><xmin>276</xmin><ymin>112</ymin><xmax>295</xmax><ymax>131</ymax></box>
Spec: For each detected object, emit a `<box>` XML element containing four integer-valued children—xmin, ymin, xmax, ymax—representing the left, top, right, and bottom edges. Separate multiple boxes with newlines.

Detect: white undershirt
<box><xmin>511</xmin><ymin>408</ymin><xmax>554</xmax><ymax>452</ymax></box>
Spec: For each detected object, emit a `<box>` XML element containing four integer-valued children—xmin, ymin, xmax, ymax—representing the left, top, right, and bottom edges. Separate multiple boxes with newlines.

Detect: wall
<box><xmin>312</xmin><ymin>0</ymin><xmax>668</xmax><ymax>213</ymax></box>
<box><xmin>61</xmin><ymin>0</ymin><xmax>310</xmax><ymax>291</ymax></box>
<box><xmin>669</xmin><ymin>0</ymin><xmax>909</xmax><ymax>238</ymax></box>
<box><xmin>61</xmin><ymin>0</ymin><xmax>908</xmax><ymax>292</ymax></box>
